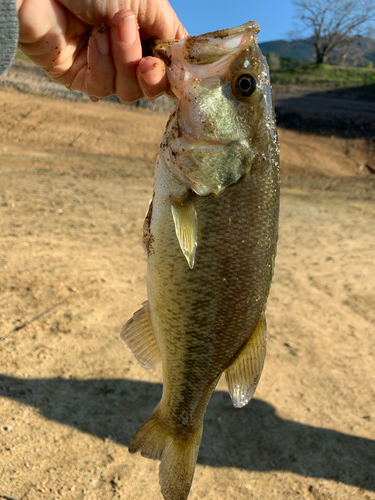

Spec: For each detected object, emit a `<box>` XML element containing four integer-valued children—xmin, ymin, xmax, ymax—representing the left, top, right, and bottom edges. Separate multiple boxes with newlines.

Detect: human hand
<box><xmin>16</xmin><ymin>0</ymin><xmax>187</xmax><ymax>103</ymax></box>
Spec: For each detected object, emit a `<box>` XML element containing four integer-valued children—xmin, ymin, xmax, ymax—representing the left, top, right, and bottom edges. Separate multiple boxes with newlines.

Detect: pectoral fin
<box><xmin>121</xmin><ymin>301</ymin><xmax>161</xmax><ymax>369</ymax></box>
<box><xmin>171</xmin><ymin>195</ymin><xmax>197</xmax><ymax>269</ymax></box>
<box><xmin>225</xmin><ymin>312</ymin><xmax>267</xmax><ymax>408</ymax></box>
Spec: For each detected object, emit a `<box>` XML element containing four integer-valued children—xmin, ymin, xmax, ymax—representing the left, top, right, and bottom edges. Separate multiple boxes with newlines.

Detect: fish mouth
<box><xmin>152</xmin><ymin>21</ymin><xmax>261</xmax><ymax>100</ymax></box>
<box><xmin>153</xmin><ymin>20</ymin><xmax>260</xmax><ymax>66</ymax></box>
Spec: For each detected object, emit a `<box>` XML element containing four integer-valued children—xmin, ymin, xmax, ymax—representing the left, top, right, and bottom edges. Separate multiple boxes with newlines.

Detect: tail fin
<box><xmin>129</xmin><ymin>409</ymin><xmax>203</xmax><ymax>500</ymax></box>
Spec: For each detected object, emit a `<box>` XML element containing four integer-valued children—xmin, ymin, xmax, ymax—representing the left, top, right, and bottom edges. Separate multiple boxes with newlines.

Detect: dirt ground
<box><xmin>0</xmin><ymin>87</ymin><xmax>374</xmax><ymax>500</ymax></box>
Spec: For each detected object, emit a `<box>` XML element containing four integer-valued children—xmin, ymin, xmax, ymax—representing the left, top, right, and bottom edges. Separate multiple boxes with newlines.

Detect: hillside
<box><xmin>260</xmin><ymin>36</ymin><xmax>375</xmax><ymax>66</ymax></box>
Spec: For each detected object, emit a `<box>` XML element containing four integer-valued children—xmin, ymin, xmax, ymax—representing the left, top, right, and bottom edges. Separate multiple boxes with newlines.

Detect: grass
<box><xmin>271</xmin><ymin>63</ymin><xmax>375</xmax><ymax>91</ymax></box>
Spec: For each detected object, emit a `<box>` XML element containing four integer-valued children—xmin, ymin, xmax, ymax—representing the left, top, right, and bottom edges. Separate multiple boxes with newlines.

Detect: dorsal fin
<box><xmin>121</xmin><ymin>301</ymin><xmax>161</xmax><ymax>369</ymax></box>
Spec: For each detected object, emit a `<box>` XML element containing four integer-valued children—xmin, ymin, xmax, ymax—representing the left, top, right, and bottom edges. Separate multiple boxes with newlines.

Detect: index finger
<box><xmin>110</xmin><ymin>10</ymin><xmax>143</xmax><ymax>104</ymax></box>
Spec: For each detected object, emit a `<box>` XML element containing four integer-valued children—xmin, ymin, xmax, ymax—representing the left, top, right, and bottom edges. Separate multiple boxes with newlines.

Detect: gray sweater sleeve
<box><xmin>0</xmin><ymin>0</ymin><xmax>19</xmax><ymax>76</ymax></box>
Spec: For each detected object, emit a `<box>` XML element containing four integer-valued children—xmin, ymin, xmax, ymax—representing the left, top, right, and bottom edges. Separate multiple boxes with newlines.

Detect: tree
<box><xmin>267</xmin><ymin>53</ymin><xmax>281</xmax><ymax>70</ymax></box>
<box><xmin>292</xmin><ymin>0</ymin><xmax>375</xmax><ymax>64</ymax></box>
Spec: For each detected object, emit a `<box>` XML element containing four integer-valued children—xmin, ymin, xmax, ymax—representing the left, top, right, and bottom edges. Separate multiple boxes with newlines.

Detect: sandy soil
<box><xmin>0</xmin><ymin>87</ymin><xmax>374</xmax><ymax>500</ymax></box>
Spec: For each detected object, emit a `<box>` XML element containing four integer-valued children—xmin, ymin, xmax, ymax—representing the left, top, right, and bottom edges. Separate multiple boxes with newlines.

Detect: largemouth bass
<box><xmin>121</xmin><ymin>21</ymin><xmax>280</xmax><ymax>500</ymax></box>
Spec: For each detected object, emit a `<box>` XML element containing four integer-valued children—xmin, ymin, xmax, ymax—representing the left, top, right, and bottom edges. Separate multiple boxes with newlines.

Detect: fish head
<box><xmin>153</xmin><ymin>21</ymin><xmax>275</xmax><ymax>147</ymax></box>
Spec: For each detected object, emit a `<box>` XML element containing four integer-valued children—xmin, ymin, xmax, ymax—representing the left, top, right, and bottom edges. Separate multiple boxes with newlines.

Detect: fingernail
<box><xmin>90</xmin><ymin>96</ymin><xmax>100</xmax><ymax>102</ymax></box>
<box><xmin>141</xmin><ymin>62</ymin><xmax>159</xmax><ymax>74</ymax></box>
<box><xmin>95</xmin><ymin>29</ymin><xmax>110</xmax><ymax>56</ymax></box>
<box><xmin>118</xmin><ymin>14</ymin><xmax>137</xmax><ymax>47</ymax></box>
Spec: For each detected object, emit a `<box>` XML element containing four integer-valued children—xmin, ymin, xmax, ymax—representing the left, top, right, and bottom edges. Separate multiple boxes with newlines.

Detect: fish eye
<box><xmin>233</xmin><ymin>73</ymin><xmax>257</xmax><ymax>98</ymax></box>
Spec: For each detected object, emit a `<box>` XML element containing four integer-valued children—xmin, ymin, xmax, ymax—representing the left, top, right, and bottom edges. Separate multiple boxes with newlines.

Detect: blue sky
<box><xmin>170</xmin><ymin>0</ymin><xmax>296</xmax><ymax>42</ymax></box>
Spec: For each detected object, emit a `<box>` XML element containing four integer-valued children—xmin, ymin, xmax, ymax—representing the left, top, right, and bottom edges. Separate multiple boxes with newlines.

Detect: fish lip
<box><xmin>152</xmin><ymin>20</ymin><xmax>260</xmax><ymax>69</ymax></box>
<box><xmin>186</xmin><ymin>20</ymin><xmax>260</xmax><ymax>41</ymax></box>
<box><xmin>152</xmin><ymin>21</ymin><xmax>260</xmax><ymax>56</ymax></box>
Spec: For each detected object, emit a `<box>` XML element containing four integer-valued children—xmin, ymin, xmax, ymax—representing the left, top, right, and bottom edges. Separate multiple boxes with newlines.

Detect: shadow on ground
<box><xmin>1</xmin><ymin>375</ymin><xmax>374</xmax><ymax>492</ymax></box>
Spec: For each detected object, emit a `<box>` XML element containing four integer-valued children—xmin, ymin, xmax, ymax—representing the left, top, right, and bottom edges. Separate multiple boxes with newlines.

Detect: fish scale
<box><xmin>121</xmin><ymin>20</ymin><xmax>280</xmax><ymax>500</ymax></box>
<box><xmin>149</xmin><ymin>153</ymin><xmax>278</xmax><ymax>424</ymax></box>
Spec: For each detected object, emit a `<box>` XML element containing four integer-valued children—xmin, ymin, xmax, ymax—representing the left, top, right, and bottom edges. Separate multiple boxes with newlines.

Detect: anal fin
<box><xmin>171</xmin><ymin>194</ymin><xmax>197</xmax><ymax>269</ymax></box>
<box><xmin>225</xmin><ymin>312</ymin><xmax>267</xmax><ymax>408</ymax></box>
<box><xmin>121</xmin><ymin>301</ymin><xmax>161</xmax><ymax>369</ymax></box>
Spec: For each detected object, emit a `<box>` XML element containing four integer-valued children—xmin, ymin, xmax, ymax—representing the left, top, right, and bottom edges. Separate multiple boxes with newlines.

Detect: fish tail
<box><xmin>129</xmin><ymin>409</ymin><xmax>203</xmax><ymax>500</ymax></box>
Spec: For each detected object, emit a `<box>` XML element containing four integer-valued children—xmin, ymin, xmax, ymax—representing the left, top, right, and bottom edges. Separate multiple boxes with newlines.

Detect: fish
<box><xmin>121</xmin><ymin>20</ymin><xmax>280</xmax><ymax>500</ymax></box>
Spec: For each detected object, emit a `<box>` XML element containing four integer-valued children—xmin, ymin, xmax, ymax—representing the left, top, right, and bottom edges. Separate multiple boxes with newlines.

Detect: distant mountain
<box><xmin>260</xmin><ymin>39</ymin><xmax>314</xmax><ymax>62</ymax></box>
<box><xmin>260</xmin><ymin>37</ymin><xmax>375</xmax><ymax>66</ymax></box>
